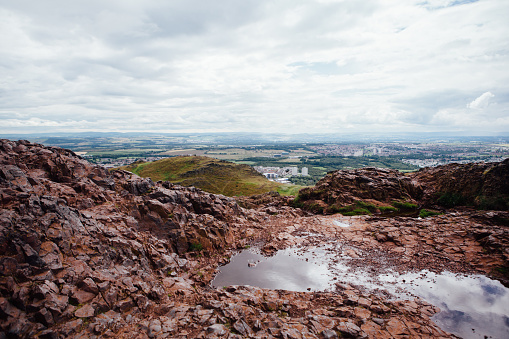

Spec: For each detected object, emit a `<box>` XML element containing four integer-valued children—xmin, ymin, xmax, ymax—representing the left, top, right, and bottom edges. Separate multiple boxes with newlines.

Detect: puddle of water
<box><xmin>392</xmin><ymin>271</ymin><xmax>509</xmax><ymax>339</ymax></box>
<box><xmin>332</xmin><ymin>220</ymin><xmax>350</xmax><ymax>227</ymax></box>
<box><xmin>212</xmin><ymin>244</ymin><xmax>509</xmax><ymax>338</ymax></box>
<box><xmin>211</xmin><ymin>247</ymin><xmax>336</xmax><ymax>292</ymax></box>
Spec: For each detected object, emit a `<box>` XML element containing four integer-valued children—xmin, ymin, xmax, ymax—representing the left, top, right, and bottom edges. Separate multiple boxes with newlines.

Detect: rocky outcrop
<box><xmin>412</xmin><ymin>158</ymin><xmax>509</xmax><ymax>210</ymax></box>
<box><xmin>0</xmin><ymin>139</ymin><xmax>265</xmax><ymax>337</ymax></box>
<box><xmin>296</xmin><ymin>167</ymin><xmax>422</xmax><ymax>213</ymax></box>
<box><xmin>295</xmin><ymin>160</ymin><xmax>509</xmax><ymax>213</ymax></box>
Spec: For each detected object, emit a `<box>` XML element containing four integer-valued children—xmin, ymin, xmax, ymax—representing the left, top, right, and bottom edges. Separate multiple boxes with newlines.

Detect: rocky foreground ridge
<box><xmin>1</xmin><ymin>139</ymin><xmax>508</xmax><ymax>338</ymax></box>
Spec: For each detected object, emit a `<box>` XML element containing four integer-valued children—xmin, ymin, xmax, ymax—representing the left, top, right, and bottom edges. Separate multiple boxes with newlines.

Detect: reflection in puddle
<box><xmin>212</xmin><ymin>244</ymin><xmax>509</xmax><ymax>339</ymax></box>
<box><xmin>211</xmin><ymin>247</ymin><xmax>335</xmax><ymax>292</ymax></box>
<box><xmin>394</xmin><ymin>271</ymin><xmax>509</xmax><ymax>339</ymax></box>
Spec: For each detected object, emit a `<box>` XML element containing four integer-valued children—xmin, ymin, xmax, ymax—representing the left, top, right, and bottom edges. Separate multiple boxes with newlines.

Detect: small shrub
<box><xmin>494</xmin><ymin>266</ymin><xmax>509</xmax><ymax>278</ymax></box>
<box><xmin>437</xmin><ymin>192</ymin><xmax>466</xmax><ymax>208</ymax></box>
<box><xmin>189</xmin><ymin>242</ymin><xmax>204</xmax><ymax>252</ymax></box>
<box><xmin>477</xmin><ymin>196</ymin><xmax>509</xmax><ymax>211</ymax></box>
<box><xmin>419</xmin><ymin>209</ymin><xmax>442</xmax><ymax>218</ymax></box>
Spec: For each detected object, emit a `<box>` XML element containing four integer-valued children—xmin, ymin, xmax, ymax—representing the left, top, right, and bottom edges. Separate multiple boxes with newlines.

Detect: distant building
<box><xmin>288</xmin><ymin>167</ymin><xmax>298</xmax><ymax>176</ymax></box>
<box><xmin>301</xmin><ymin>167</ymin><xmax>308</xmax><ymax>176</ymax></box>
<box><xmin>264</xmin><ymin>173</ymin><xmax>278</xmax><ymax>179</ymax></box>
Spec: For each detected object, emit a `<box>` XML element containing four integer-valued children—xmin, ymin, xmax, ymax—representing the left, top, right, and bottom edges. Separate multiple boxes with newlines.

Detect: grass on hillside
<box><xmin>118</xmin><ymin>156</ymin><xmax>305</xmax><ymax>197</ymax></box>
<box><xmin>277</xmin><ymin>184</ymin><xmax>306</xmax><ymax>196</ymax></box>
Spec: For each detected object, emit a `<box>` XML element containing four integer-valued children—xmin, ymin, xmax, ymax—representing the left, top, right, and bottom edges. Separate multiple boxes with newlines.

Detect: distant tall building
<box><xmin>301</xmin><ymin>167</ymin><xmax>308</xmax><ymax>176</ymax></box>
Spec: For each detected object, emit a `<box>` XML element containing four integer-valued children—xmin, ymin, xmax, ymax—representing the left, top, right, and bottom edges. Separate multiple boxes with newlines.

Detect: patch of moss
<box><xmin>379</xmin><ymin>205</ymin><xmax>398</xmax><ymax>213</ymax></box>
<box><xmin>391</xmin><ymin>200</ymin><xmax>417</xmax><ymax>210</ymax></box>
<box><xmin>305</xmin><ymin>202</ymin><xmax>324</xmax><ymax>213</ymax></box>
<box><xmin>350</xmin><ymin>208</ymin><xmax>372</xmax><ymax>215</ymax></box>
<box><xmin>354</xmin><ymin>200</ymin><xmax>377</xmax><ymax>213</ymax></box>
<box><xmin>328</xmin><ymin>201</ymin><xmax>376</xmax><ymax>216</ymax></box>
<box><xmin>418</xmin><ymin>209</ymin><xmax>443</xmax><ymax>218</ymax></box>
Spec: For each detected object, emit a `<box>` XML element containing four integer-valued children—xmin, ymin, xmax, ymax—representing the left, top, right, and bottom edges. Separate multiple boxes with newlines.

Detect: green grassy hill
<box><xmin>118</xmin><ymin>156</ymin><xmax>283</xmax><ymax>196</ymax></box>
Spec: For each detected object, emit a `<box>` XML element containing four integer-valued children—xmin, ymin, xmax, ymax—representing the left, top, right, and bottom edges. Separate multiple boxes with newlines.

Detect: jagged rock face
<box><xmin>296</xmin><ymin>160</ymin><xmax>509</xmax><ymax>213</ymax></box>
<box><xmin>412</xmin><ymin>158</ymin><xmax>509</xmax><ymax>209</ymax></box>
<box><xmin>0</xmin><ymin>139</ymin><xmax>263</xmax><ymax>337</ymax></box>
<box><xmin>297</xmin><ymin>167</ymin><xmax>422</xmax><ymax>212</ymax></box>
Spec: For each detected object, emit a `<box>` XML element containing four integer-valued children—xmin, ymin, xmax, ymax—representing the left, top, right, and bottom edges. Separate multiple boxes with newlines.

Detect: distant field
<box><xmin>86</xmin><ymin>149</ymin><xmax>164</xmax><ymax>156</ymax></box>
<box><xmin>203</xmin><ymin>148</ymin><xmax>317</xmax><ymax>161</ymax></box>
<box><xmin>118</xmin><ymin>156</ymin><xmax>285</xmax><ymax>196</ymax></box>
<box><xmin>159</xmin><ymin>149</ymin><xmax>206</xmax><ymax>156</ymax></box>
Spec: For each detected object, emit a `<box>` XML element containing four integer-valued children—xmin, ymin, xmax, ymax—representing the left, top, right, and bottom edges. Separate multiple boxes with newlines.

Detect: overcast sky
<box><xmin>1</xmin><ymin>0</ymin><xmax>508</xmax><ymax>135</ymax></box>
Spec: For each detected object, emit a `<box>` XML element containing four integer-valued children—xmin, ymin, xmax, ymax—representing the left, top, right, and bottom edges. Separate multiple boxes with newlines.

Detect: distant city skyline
<box><xmin>1</xmin><ymin>0</ymin><xmax>508</xmax><ymax>135</ymax></box>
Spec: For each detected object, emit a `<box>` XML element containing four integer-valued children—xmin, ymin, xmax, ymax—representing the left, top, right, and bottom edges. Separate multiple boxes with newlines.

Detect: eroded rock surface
<box><xmin>296</xmin><ymin>159</ymin><xmax>509</xmax><ymax>213</ymax></box>
<box><xmin>296</xmin><ymin>167</ymin><xmax>422</xmax><ymax>213</ymax></box>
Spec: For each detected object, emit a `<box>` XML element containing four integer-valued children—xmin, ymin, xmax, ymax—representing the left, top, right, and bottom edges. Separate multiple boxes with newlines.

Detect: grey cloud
<box><xmin>395</xmin><ymin>90</ymin><xmax>475</xmax><ymax>118</ymax></box>
<box><xmin>0</xmin><ymin>0</ymin><xmax>508</xmax><ymax>135</ymax></box>
<box><xmin>420</xmin><ymin>0</ymin><xmax>480</xmax><ymax>11</ymax></box>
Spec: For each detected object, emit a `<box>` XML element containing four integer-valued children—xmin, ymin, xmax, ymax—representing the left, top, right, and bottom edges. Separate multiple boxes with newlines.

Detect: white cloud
<box><xmin>467</xmin><ymin>91</ymin><xmax>495</xmax><ymax>109</ymax></box>
<box><xmin>0</xmin><ymin>0</ymin><xmax>508</xmax><ymax>135</ymax></box>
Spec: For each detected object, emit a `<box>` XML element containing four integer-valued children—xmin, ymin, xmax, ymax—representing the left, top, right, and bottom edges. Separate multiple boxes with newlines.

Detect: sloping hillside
<box><xmin>120</xmin><ymin>156</ymin><xmax>280</xmax><ymax>196</ymax></box>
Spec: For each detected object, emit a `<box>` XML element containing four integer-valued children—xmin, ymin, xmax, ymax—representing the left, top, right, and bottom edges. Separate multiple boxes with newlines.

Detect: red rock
<box><xmin>233</xmin><ymin>319</ymin><xmax>254</xmax><ymax>337</ymax></box>
<box><xmin>72</xmin><ymin>288</ymin><xmax>96</xmax><ymax>304</ymax></box>
<box><xmin>336</xmin><ymin>321</ymin><xmax>361</xmax><ymax>336</ymax></box>
<box><xmin>0</xmin><ymin>257</ymin><xmax>18</xmax><ymax>275</ymax></box>
<box><xmin>354</xmin><ymin>307</ymin><xmax>371</xmax><ymax>320</ymax></box>
<box><xmin>361</xmin><ymin>321</ymin><xmax>383</xmax><ymax>337</ymax></box>
<box><xmin>116</xmin><ymin>298</ymin><xmax>134</xmax><ymax>312</ymax></box>
<box><xmin>386</xmin><ymin>318</ymin><xmax>410</xmax><ymax>336</ymax></box>
<box><xmin>75</xmin><ymin>304</ymin><xmax>95</xmax><ymax>318</ymax></box>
